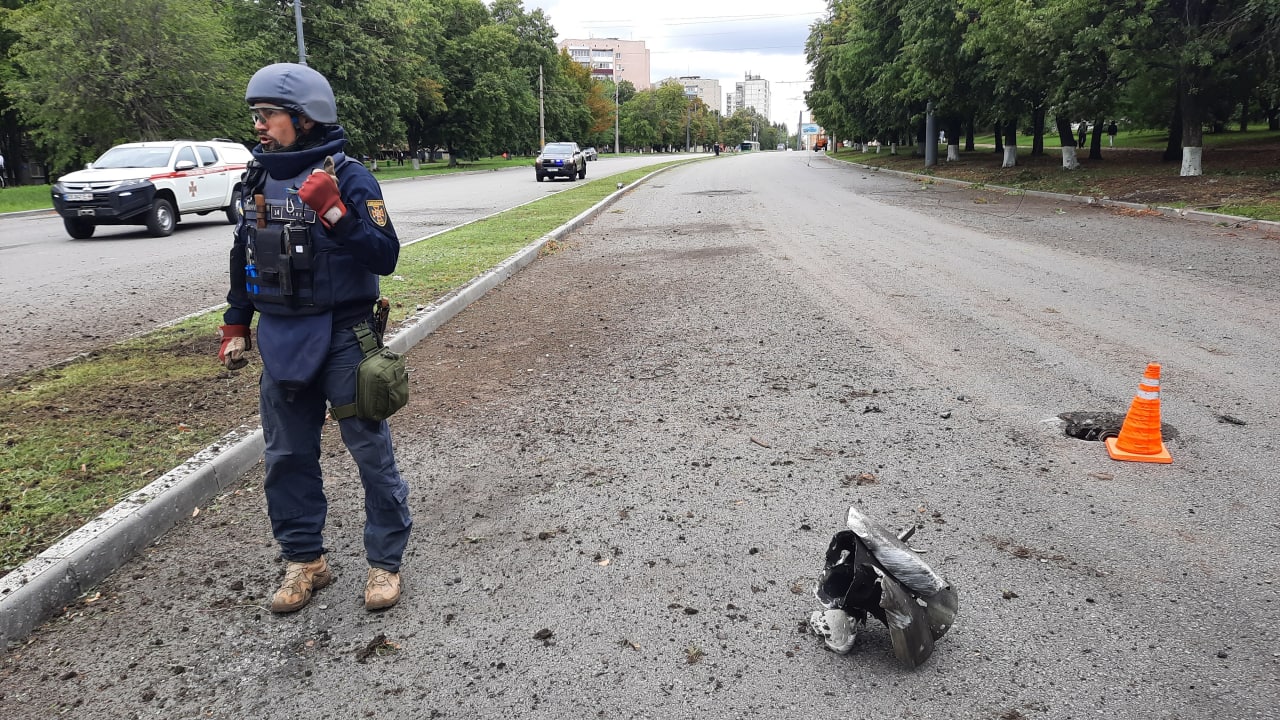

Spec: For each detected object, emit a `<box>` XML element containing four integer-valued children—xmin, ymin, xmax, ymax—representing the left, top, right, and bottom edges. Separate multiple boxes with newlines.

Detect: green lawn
<box><xmin>0</xmin><ymin>184</ymin><xmax>54</xmax><ymax>214</ymax></box>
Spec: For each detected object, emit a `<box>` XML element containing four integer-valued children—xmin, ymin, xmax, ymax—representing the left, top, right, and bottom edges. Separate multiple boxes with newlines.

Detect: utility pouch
<box><xmin>285</xmin><ymin>223</ymin><xmax>313</xmax><ymax>270</ymax></box>
<box><xmin>276</xmin><ymin>227</ymin><xmax>293</xmax><ymax>297</ymax></box>
<box><xmin>330</xmin><ymin>322</ymin><xmax>408</xmax><ymax>422</ymax></box>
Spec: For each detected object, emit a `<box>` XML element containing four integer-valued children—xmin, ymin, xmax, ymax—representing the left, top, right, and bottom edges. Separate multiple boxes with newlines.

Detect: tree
<box><xmin>490</xmin><ymin>0</ymin><xmax>574</xmax><ymax>153</ymax></box>
<box><xmin>620</xmin><ymin>89</ymin><xmax>664</xmax><ymax>151</ymax></box>
<box><xmin>0</xmin><ymin>0</ymin><xmax>32</xmax><ymax>184</ymax></box>
<box><xmin>1140</xmin><ymin>0</ymin><xmax>1279</xmax><ymax>175</ymax></box>
<box><xmin>6</xmin><ymin>0</ymin><xmax>245</xmax><ymax>173</ymax></box>
<box><xmin>897</xmin><ymin>0</ymin><xmax>981</xmax><ymax>160</ymax></box>
<box><xmin>223</xmin><ymin>0</ymin><xmax>421</xmax><ymax>156</ymax></box>
<box><xmin>544</xmin><ymin>51</ymin><xmax>593</xmax><ymax>147</ymax></box>
<box><xmin>807</xmin><ymin>0</ymin><xmax>915</xmax><ymax>149</ymax></box>
<box><xmin>402</xmin><ymin>0</ymin><xmax>525</xmax><ymax>162</ymax></box>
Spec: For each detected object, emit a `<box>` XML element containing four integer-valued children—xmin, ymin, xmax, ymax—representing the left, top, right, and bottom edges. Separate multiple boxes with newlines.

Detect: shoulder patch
<box><xmin>366</xmin><ymin>200</ymin><xmax>388</xmax><ymax>227</ymax></box>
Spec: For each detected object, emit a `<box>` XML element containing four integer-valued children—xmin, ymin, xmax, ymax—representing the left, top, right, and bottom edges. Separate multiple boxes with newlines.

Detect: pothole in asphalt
<box><xmin>687</xmin><ymin>189</ymin><xmax>748</xmax><ymax>197</ymax></box>
<box><xmin>1058</xmin><ymin>410</ymin><xmax>1179</xmax><ymax>442</ymax></box>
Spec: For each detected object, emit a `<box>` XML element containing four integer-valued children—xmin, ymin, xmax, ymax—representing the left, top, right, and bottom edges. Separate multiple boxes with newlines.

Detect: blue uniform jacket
<box><xmin>224</xmin><ymin>125</ymin><xmax>399</xmax><ymax>329</ymax></box>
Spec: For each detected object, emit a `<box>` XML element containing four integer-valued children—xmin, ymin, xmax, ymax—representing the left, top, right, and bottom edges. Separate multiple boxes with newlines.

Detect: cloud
<box><xmin>528</xmin><ymin>0</ymin><xmax>826</xmax><ymax>126</ymax></box>
<box><xmin>662</xmin><ymin>17</ymin><xmax>813</xmax><ymax>55</ymax></box>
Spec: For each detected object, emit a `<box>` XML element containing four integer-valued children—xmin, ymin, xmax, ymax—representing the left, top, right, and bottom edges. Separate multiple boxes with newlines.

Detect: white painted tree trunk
<box><xmin>947</xmin><ymin>143</ymin><xmax>959</xmax><ymax>161</ymax></box>
<box><xmin>875</xmin><ymin>144</ymin><xmax>881</xmax><ymax>153</ymax></box>
<box><xmin>1181</xmin><ymin>147</ymin><xmax>1202</xmax><ymax>176</ymax></box>
<box><xmin>1061</xmin><ymin>146</ymin><xmax>1079</xmax><ymax>170</ymax></box>
<box><xmin>890</xmin><ymin>143</ymin><xmax>897</xmax><ymax>155</ymax></box>
<box><xmin>1001</xmin><ymin>146</ymin><xmax>1017</xmax><ymax>168</ymax></box>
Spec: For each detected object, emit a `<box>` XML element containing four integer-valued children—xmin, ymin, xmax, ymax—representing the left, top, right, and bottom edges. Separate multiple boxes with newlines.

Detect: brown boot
<box><xmin>270</xmin><ymin>556</ymin><xmax>334</xmax><ymax>613</ymax></box>
<box><xmin>365</xmin><ymin>567</ymin><xmax>402</xmax><ymax>610</ymax></box>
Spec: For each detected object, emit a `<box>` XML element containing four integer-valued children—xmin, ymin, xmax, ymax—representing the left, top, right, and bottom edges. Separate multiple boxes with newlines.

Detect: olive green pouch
<box><xmin>330</xmin><ymin>323</ymin><xmax>408</xmax><ymax>422</ymax></box>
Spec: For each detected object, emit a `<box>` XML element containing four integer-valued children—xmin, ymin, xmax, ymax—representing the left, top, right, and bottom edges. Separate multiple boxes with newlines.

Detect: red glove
<box><xmin>298</xmin><ymin>170</ymin><xmax>346</xmax><ymax>227</ymax></box>
<box><xmin>218</xmin><ymin>324</ymin><xmax>251</xmax><ymax>370</ymax></box>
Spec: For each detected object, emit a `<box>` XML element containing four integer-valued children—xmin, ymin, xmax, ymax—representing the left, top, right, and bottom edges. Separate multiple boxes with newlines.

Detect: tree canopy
<box><xmin>806</xmin><ymin>0</ymin><xmax>1280</xmax><ymax>173</ymax></box>
<box><xmin>0</xmin><ymin>0</ymin><xmax>607</xmax><ymax>175</ymax></box>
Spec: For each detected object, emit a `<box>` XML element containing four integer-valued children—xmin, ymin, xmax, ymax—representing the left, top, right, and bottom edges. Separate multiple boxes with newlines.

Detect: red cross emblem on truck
<box><xmin>188</xmin><ymin>180</ymin><xmax>198</xmax><ymax>197</ymax></box>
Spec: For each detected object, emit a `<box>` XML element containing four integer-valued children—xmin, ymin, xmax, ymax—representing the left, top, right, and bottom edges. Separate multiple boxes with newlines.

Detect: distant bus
<box><xmin>739</xmin><ymin>141</ymin><xmax>760</xmax><ymax>152</ymax></box>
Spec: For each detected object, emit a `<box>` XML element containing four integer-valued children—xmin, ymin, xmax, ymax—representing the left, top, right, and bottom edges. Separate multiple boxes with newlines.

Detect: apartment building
<box><xmin>664</xmin><ymin>76</ymin><xmax>723</xmax><ymax>115</ymax></box>
<box><xmin>728</xmin><ymin>73</ymin><xmax>771</xmax><ymax>119</ymax></box>
<box><xmin>557</xmin><ymin>38</ymin><xmax>651</xmax><ymax>90</ymax></box>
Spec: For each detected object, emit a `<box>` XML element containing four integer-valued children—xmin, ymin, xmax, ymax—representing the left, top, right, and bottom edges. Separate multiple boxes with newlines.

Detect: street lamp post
<box><xmin>615</xmin><ymin>78</ymin><xmax>620</xmax><ymax>156</ymax></box>
<box><xmin>685</xmin><ymin>92</ymin><xmax>697</xmax><ymax>152</ymax></box>
<box><xmin>293</xmin><ymin>0</ymin><xmax>307</xmax><ymax>64</ymax></box>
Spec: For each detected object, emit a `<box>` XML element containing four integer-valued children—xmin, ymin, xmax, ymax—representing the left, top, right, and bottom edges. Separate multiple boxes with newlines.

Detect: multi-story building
<box><xmin>663</xmin><ymin>76</ymin><xmax>723</xmax><ymax>115</ymax></box>
<box><xmin>557</xmin><ymin>38</ymin><xmax>651</xmax><ymax>90</ymax></box>
<box><xmin>728</xmin><ymin>73</ymin><xmax>770</xmax><ymax>120</ymax></box>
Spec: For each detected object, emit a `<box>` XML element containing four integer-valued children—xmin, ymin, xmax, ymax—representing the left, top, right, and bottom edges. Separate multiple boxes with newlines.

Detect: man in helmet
<box><xmin>218</xmin><ymin>63</ymin><xmax>411</xmax><ymax>613</ymax></box>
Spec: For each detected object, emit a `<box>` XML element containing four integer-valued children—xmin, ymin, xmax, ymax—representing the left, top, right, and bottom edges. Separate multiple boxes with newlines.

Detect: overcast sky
<box><xmin>525</xmin><ymin>0</ymin><xmax>828</xmax><ymax>129</ymax></box>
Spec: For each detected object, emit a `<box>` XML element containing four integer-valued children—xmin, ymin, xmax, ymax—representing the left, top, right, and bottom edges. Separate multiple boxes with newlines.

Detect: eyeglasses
<box><xmin>251</xmin><ymin>106</ymin><xmax>288</xmax><ymax>124</ymax></box>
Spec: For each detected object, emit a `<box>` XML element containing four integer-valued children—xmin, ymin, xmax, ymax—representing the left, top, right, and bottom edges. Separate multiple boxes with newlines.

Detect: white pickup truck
<box><xmin>50</xmin><ymin>139</ymin><xmax>252</xmax><ymax>239</ymax></box>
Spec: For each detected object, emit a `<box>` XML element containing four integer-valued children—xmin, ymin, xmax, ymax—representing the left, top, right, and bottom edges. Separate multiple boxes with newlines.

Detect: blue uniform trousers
<box><xmin>259</xmin><ymin>325</ymin><xmax>412</xmax><ymax>572</ymax></box>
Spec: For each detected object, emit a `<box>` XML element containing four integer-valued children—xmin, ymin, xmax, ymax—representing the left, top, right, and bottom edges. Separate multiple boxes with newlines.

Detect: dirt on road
<box><xmin>2</xmin><ymin>154</ymin><xmax>1278</xmax><ymax>719</ymax></box>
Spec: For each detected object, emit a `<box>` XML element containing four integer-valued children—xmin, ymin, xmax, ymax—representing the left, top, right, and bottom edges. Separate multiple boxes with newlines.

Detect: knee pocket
<box><xmin>366</xmin><ymin>479</ymin><xmax>409</xmax><ymax>509</ymax></box>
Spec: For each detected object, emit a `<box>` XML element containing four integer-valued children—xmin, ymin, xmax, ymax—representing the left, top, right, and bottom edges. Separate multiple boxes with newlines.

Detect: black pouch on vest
<box><xmin>330</xmin><ymin>323</ymin><xmax>408</xmax><ymax>422</ymax></box>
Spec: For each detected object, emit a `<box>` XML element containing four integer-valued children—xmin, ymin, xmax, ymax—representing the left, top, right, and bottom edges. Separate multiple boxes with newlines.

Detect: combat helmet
<box><xmin>246</xmin><ymin>63</ymin><xmax>337</xmax><ymax>124</ymax></box>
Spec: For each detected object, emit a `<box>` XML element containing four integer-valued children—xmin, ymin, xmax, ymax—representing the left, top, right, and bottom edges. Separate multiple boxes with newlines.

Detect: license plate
<box><xmin>78</xmin><ymin>208</ymin><xmax>96</xmax><ymax>216</ymax></box>
<box><xmin>66</xmin><ymin>193</ymin><xmax>93</xmax><ymax>201</ymax></box>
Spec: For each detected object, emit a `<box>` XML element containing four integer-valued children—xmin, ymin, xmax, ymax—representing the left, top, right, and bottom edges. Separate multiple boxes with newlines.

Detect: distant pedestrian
<box><xmin>1077</xmin><ymin>122</ymin><xmax>1087</xmax><ymax>148</ymax></box>
<box><xmin>1107</xmin><ymin>121</ymin><xmax>1118</xmax><ymax>147</ymax></box>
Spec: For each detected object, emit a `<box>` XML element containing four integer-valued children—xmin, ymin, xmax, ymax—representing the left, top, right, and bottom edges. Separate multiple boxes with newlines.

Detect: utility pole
<box><xmin>925</xmin><ymin>100</ymin><xmax>937</xmax><ymax>167</ymax></box>
<box><xmin>538</xmin><ymin>65</ymin><xmax>545</xmax><ymax>148</ymax></box>
<box><xmin>293</xmin><ymin>0</ymin><xmax>307</xmax><ymax>65</ymax></box>
<box><xmin>614</xmin><ymin>79</ymin><xmax>620</xmax><ymax>155</ymax></box>
<box><xmin>685</xmin><ymin>92</ymin><xmax>697</xmax><ymax>152</ymax></box>
<box><xmin>797</xmin><ymin>110</ymin><xmax>802</xmax><ymax>151</ymax></box>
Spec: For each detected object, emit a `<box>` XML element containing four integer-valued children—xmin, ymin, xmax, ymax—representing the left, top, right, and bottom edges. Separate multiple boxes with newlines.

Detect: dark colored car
<box><xmin>535</xmin><ymin>142</ymin><xmax>586</xmax><ymax>182</ymax></box>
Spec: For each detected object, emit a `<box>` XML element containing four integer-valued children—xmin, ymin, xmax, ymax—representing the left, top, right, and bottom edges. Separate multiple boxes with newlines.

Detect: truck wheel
<box><xmin>145</xmin><ymin>198</ymin><xmax>176</xmax><ymax>237</ymax></box>
<box><xmin>567</xmin><ymin>170</ymin><xmax>576</xmax><ymax>182</ymax></box>
<box><xmin>579</xmin><ymin>163</ymin><xmax>586</xmax><ymax>179</ymax></box>
<box><xmin>536</xmin><ymin>173</ymin><xmax>545</xmax><ymax>182</ymax></box>
<box><xmin>64</xmin><ymin>217</ymin><xmax>96</xmax><ymax>239</ymax></box>
<box><xmin>225</xmin><ymin>187</ymin><xmax>242</xmax><ymax>224</ymax></box>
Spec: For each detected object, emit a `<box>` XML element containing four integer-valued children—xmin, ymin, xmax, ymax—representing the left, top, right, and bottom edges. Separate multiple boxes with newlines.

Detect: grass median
<box><xmin>0</xmin><ymin>160</ymin><xmax>690</xmax><ymax>578</ymax></box>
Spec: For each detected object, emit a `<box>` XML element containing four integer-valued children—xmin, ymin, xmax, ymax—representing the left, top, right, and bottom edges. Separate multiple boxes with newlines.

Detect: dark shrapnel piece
<box><xmin>810</xmin><ymin>506</ymin><xmax>959</xmax><ymax>668</ymax></box>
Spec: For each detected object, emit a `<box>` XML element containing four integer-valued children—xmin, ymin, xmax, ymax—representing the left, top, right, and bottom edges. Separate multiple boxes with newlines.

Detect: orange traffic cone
<box><xmin>1105</xmin><ymin>362</ymin><xmax>1172</xmax><ymax>463</ymax></box>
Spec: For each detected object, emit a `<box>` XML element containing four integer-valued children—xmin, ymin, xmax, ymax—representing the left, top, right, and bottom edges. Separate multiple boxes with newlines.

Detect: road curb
<box><xmin>823</xmin><ymin>153</ymin><xmax>1280</xmax><ymax>232</ymax></box>
<box><xmin>0</xmin><ymin>208</ymin><xmax>57</xmax><ymax>220</ymax></box>
<box><xmin>0</xmin><ymin>162</ymin><xmax>685</xmax><ymax>651</ymax></box>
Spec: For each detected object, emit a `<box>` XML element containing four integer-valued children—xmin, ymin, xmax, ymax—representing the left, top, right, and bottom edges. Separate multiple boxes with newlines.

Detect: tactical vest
<box><xmin>240</xmin><ymin>153</ymin><xmax>378</xmax><ymax>316</ymax></box>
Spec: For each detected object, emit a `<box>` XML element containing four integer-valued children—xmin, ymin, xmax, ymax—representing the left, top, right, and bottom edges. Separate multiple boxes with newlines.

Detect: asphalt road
<box><xmin>0</xmin><ymin>154</ymin><xmax>690</xmax><ymax>377</ymax></box>
<box><xmin>2</xmin><ymin>151</ymin><xmax>1277</xmax><ymax>719</ymax></box>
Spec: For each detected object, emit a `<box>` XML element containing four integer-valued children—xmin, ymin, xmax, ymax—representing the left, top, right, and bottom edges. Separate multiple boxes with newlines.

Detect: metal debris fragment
<box><xmin>811</xmin><ymin>506</ymin><xmax>958</xmax><ymax>668</ymax></box>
